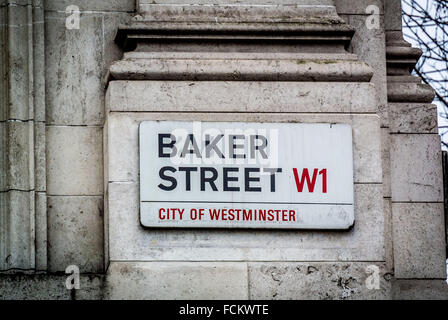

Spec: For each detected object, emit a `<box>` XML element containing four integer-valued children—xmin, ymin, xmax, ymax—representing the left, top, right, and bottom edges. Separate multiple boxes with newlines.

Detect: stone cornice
<box><xmin>386</xmin><ymin>30</ymin><xmax>435</xmax><ymax>103</ymax></box>
<box><xmin>115</xmin><ymin>21</ymin><xmax>355</xmax><ymax>52</ymax></box>
<box><xmin>109</xmin><ymin>3</ymin><xmax>375</xmax><ymax>82</ymax></box>
<box><xmin>386</xmin><ymin>31</ymin><xmax>423</xmax><ymax>77</ymax></box>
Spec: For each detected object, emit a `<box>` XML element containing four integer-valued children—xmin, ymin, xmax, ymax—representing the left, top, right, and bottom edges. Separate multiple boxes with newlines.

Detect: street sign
<box><xmin>139</xmin><ymin>121</ymin><xmax>354</xmax><ymax>229</ymax></box>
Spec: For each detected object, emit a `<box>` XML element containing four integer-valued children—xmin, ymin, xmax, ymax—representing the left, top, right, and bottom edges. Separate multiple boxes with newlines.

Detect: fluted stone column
<box><xmin>0</xmin><ymin>0</ymin><xmax>46</xmax><ymax>271</ymax></box>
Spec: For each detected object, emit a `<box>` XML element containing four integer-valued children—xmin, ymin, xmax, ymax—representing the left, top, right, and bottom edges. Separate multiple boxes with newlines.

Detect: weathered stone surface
<box><xmin>393</xmin><ymin>280</ymin><xmax>448</xmax><ymax>300</ymax></box>
<box><xmin>138</xmin><ymin>2</ymin><xmax>341</xmax><ymax>23</ymax></box>
<box><xmin>0</xmin><ymin>122</ymin><xmax>6</xmax><ymax>192</ymax></box>
<box><xmin>46</xmin><ymin>126</ymin><xmax>103</xmax><ymax>196</ymax></box>
<box><xmin>45</xmin><ymin>11</ymin><xmax>132</xmax><ymax>126</ymax></box>
<box><xmin>392</xmin><ymin>202</ymin><xmax>446</xmax><ymax>279</ymax></box>
<box><xmin>45</xmin><ymin>12</ymin><xmax>102</xmax><ymax>126</ymax></box>
<box><xmin>110</xmin><ymin>58</ymin><xmax>373</xmax><ymax>82</ymax></box>
<box><xmin>34</xmin><ymin>122</ymin><xmax>46</xmax><ymax>192</ymax></box>
<box><xmin>0</xmin><ymin>192</ymin><xmax>7</xmax><ymax>270</ymax></box>
<box><xmin>381</xmin><ymin>128</ymin><xmax>391</xmax><ymax>198</ymax></box>
<box><xmin>0</xmin><ymin>190</ymin><xmax>34</xmax><ymax>270</ymax></box>
<box><xmin>7</xmin><ymin>121</ymin><xmax>33</xmax><ymax>191</ymax></box>
<box><xmin>0</xmin><ymin>0</ymin><xmax>46</xmax><ymax>273</ymax></box>
<box><xmin>35</xmin><ymin>192</ymin><xmax>47</xmax><ymax>271</ymax></box>
<box><xmin>5</xmin><ymin>4</ymin><xmax>32</xmax><ymax>121</ymax></box>
<box><xmin>106</xmin><ymin>112</ymin><xmax>381</xmax><ymax>184</ymax></box>
<box><xmin>33</xmin><ymin>5</ymin><xmax>46</xmax><ymax>123</ymax></box>
<box><xmin>390</xmin><ymin>134</ymin><xmax>443</xmax><ymax>202</ymax></box>
<box><xmin>248</xmin><ymin>262</ymin><xmax>391</xmax><ymax>300</ymax></box>
<box><xmin>76</xmin><ymin>275</ymin><xmax>105</xmax><ymax>300</ymax></box>
<box><xmin>388</xmin><ymin>82</ymin><xmax>435</xmax><ymax>103</ymax></box>
<box><xmin>0</xmin><ymin>273</ymin><xmax>105</xmax><ymax>300</ymax></box>
<box><xmin>104</xmin><ymin>262</ymin><xmax>248</xmax><ymax>300</ymax></box>
<box><xmin>383</xmin><ymin>198</ymin><xmax>393</xmax><ymax>271</ymax></box>
<box><xmin>335</xmin><ymin>0</ymin><xmax>383</xmax><ymax>15</ymax></box>
<box><xmin>108</xmin><ymin>81</ymin><xmax>377</xmax><ymax>114</ymax></box>
<box><xmin>45</xmin><ymin>0</ymin><xmax>135</xmax><ymax>11</ymax></box>
<box><xmin>0</xmin><ymin>274</ymin><xmax>71</xmax><ymax>300</ymax></box>
<box><xmin>1</xmin><ymin>0</ymin><xmax>42</xmax><ymax>6</ymax></box>
<box><xmin>47</xmin><ymin>196</ymin><xmax>104</xmax><ymax>273</ymax></box>
<box><xmin>345</xmin><ymin>14</ymin><xmax>387</xmax><ymax>125</ymax></box>
<box><xmin>108</xmin><ymin>182</ymin><xmax>384</xmax><ymax>262</ymax></box>
<box><xmin>389</xmin><ymin>103</ymin><xmax>438</xmax><ymax>133</ymax></box>
<box><xmin>0</xmin><ymin>5</ymin><xmax>5</xmax><ymax>122</ymax></box>
<box><xmin>385</xmin><ymin>0</ymin><xmax>403</xmax><ymax>31</ymax></box>
<box><xmin>4</xmin><ymin>0</ymin><xmax>442</xmax><ymax>301</ymax></box>
<box><xmin>138</xmin><ymin>0</ymin><xmax>335</xmax><ymax>8</ymax></box>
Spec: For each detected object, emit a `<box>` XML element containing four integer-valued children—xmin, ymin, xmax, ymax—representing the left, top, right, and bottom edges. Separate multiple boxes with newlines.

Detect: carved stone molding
<box><xmin>386</xmin><ymin>31</ymin><xmax>435</xmax><ymax>103</ymax></box>
<box><xmin>109</xmin><ymin>1</ymin><xmax>373</xmax><ymax>82</ymax></box>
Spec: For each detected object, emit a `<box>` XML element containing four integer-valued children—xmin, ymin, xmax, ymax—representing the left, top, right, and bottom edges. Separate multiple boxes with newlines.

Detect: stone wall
<box><xmin>0</xmin><ymin>0</ymin><xmax>447</xmax><ymax>300</ymax></box>
<box><xmin>44</xmin><ymin>0</ymin><xmax>133</xmax><ymax>273</ymax></box>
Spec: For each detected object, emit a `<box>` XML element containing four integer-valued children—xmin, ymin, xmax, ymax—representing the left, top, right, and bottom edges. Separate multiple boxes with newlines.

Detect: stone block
<box><xmin>345</xmin><ymin>15</ymin><xmax>387</xmax><ymax>125</ymax></box>
<box><xmin>0</xmin><ymin>274</ymin><xmax>70</xmax><ymax>300</ymax></box>
<box><xmin>388</xmin><ymin>82</ymin><xmax>435</xmax><ymax>103</ymax></box>
<box><xmin>110</xmin><ymin>58</ymin><xmax>373</xmax><ymax>82</ymax></box>
<box><xmin>45</xmin><ymin>0</ymin><xmax>135</xmax><ymax>11</ymax></box>
<box><xmin>106</xmin><ymin>112</ymin><xmax>381</xmax><ymax>184</ymax></box>
<box><xmin>34</xmin><ymin>122</ymin><xmax>46</xmax><ymax>192</ymax></box>
<box><xmin>334</xmin><ymin>0</ymin><xmax>384</xmax><ymax>15</ymax></box>
<box><xmin>107</xmin><ymin>81</ymin><xmax>378</xmax><ymax>114</ymax></box>
<box><xmin>104</xmin><ymin>262</ymin><xmax>248</xmax><ymax>300</ymax></box>
<box><xmin>108</xmin><ymin>181</ymin><xmax>384</xmax><ymax>262</ymax></box>
<box><xmin>385</xmin><ymin>0</ymin><xmax>403</xmax><ymax>31</ymax></box>
<box><xmin>393</xmin><ymin>280</ymin><xmax>448</xmax><ymax>300</ymax></box>
<box><xmin>0</xmin><ymin>273</ymin><xmax>107</xmax><ymax>300</ymax></box>
<box><xmin>76</xmin><ymin>275</ymin><xmax>105</xmax><ymax>300</ymax></box>
<box><xmin>383</xmin><ymin>198</ymin><xmax>393</xmax><ymax>271</ymax></box>
<box><xmin>390</xmin><ymin>134</ymin><xmax>443</xmax><ymax>202</ymax></box>
<box><xmin>45</xmin><ymin>11</ymin><xmax>132</xmax><ymax>126</ymax></box>
<box><xmin>1</xmin><ymin>190</ymin><xmax>34</xmax><ymax>270</ymax></box>
<box><xmin>47</xmin><ymin>196</ymin><xmax>104</xmax><ymax>273</ymax></box>
<box><xmin>137</xmin><ymin>1</ymin><xmax>343</xmax><ymax>24</ymax></box>
<box><xmin>0</xmin><ymin>5</ymin><xmax>5</xmax><ymax>123</ymax></box>
<box><xmin>35</xmin><ymin>192</ymin><xmax>47</xmax><ymax>271</ymax></box>
<box><xmin>0</xmin><ymin>122</ymin><xmax>6</xmax><ymax>192</ymax></box>
<box><xmin>103</xmin><ymin>12</ymin><xmax>133</xmax><ymax>70</ymax></box>
<box><xmin>248</xmin><ymin>262</ymin><xmax>391</xmax><ymax>300</ymax></box>
<box><xmin>5</xmin><ymin>4</ymin><xmax>32</xmax><ymax>121</ymax></box>
<box><xmin>381</xmin><ymin>127</ymin><xmax>391</xmax><ymax>198</ymax></box>
<box><xmin>7</xmin><ymin>121</ymin><xmax>33</xmax><ymax>191</ymax></box>
<box><xmin>139</xmin><ymin>0</ymin><xmax>335</xmax><ymax>8</ymax></box>
<box><xmin>46</xmin><ymin>126</ymin><xmax>103</xmax><ymax>196</ymax></box>
<box><xmin>389</xmin><ymin>103</ymin><xmax>438</xmax><ymax>134</ymax></box>
<box><xmin>392</xmin><ymin>202</ymin><xmax>446</xmax><ymax>279</ymax></box>
<box><xmin>33</xmin><ymin>6</ymin><xmax>46</xmax><ymax>123</ymax></box>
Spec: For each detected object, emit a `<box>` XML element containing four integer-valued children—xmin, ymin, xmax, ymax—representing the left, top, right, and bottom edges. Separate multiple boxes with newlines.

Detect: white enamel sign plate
<box><xmin>139</xmin><ymin>121</ymin><xmax>354</xmax><ymax>229</ymax></box>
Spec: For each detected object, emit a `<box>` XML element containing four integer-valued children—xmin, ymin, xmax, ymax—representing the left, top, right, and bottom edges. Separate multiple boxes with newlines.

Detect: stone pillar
<box><xmin>104</xmin><ymin>0</ymin><xmax>389</xmax><ymax>299</ymax></box>
<box><xmin>385</xmin><ymin>0</ymin><xmax>448</xmax><ymax>299</ymax></box>
<box><xmin>0</xmin><ymin>0</ymin><xmax>46</xmax><ymax>271</ymax></box>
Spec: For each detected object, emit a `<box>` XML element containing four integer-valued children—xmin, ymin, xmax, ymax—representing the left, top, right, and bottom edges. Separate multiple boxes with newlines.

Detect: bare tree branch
<box><xmin>402</xmin><ymin>0</ymin><xmax>448</xmax><ymax>148</ymax></box>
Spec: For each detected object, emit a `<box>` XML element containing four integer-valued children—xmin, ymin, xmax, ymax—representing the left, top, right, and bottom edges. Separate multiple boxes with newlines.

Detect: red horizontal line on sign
<box><xmin>142</xmin><ymin>201</ymin><xmax>353</xmax><ymax>205</ymax></box>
